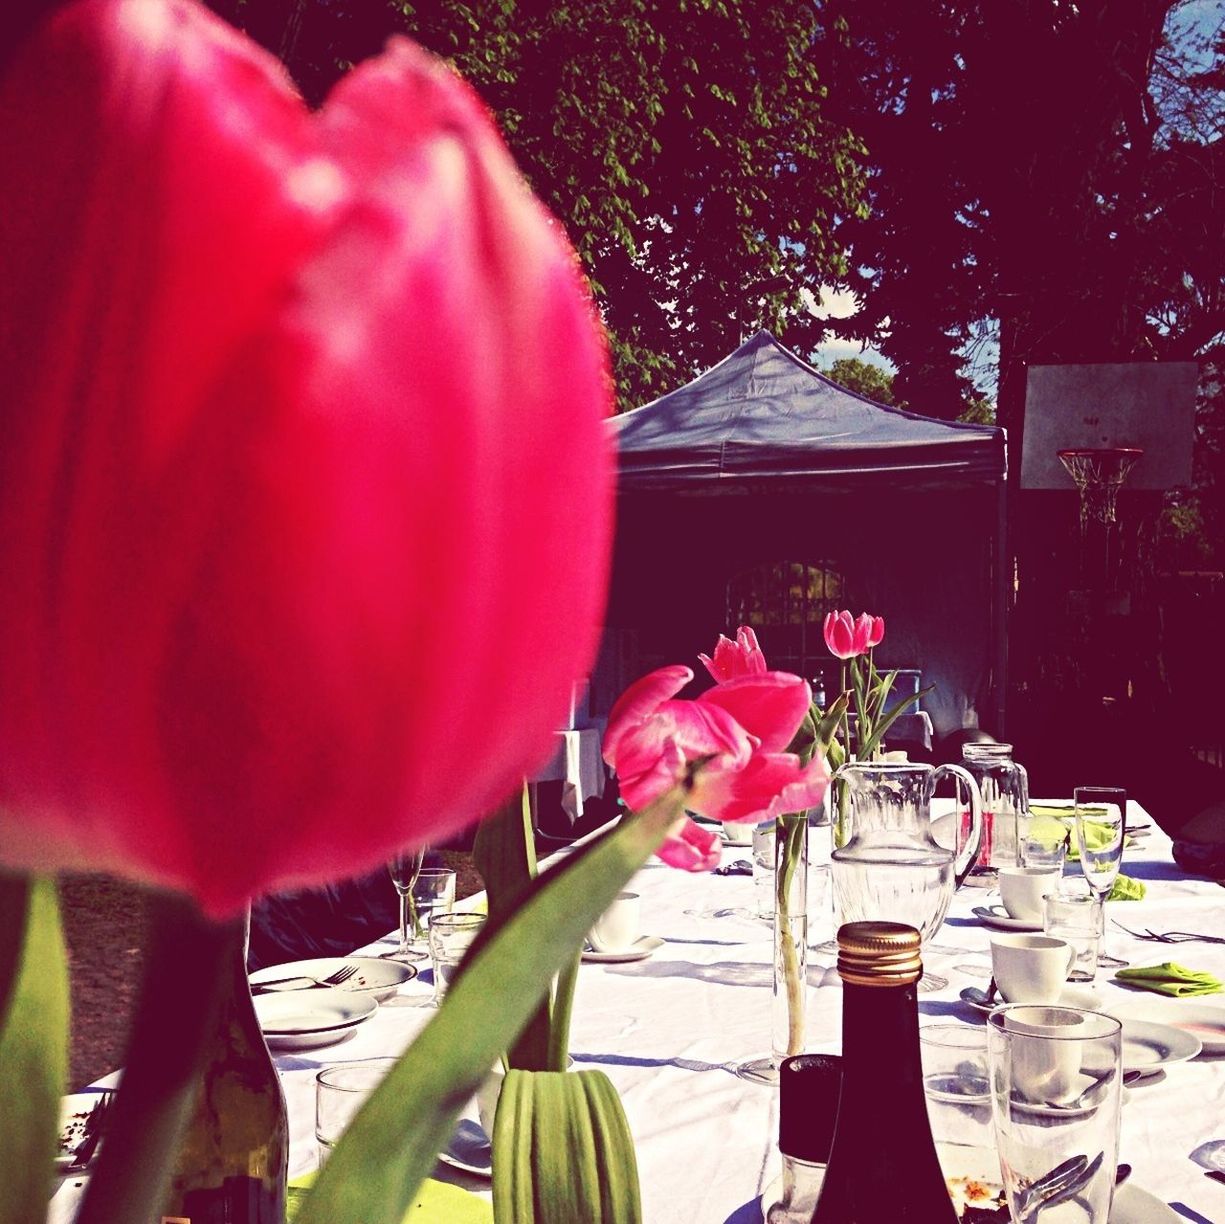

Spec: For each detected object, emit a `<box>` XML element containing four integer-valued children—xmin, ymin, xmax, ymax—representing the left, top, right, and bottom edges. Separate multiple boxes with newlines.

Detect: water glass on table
<box><xmin>1073</xmin><ymin>787</ymin><xmax>1127</xmax><ymax>967</ymax></box>
<box><xmin>428</xmin><ymin>911</ymin><xmax>484</xmax><ymax>1005</ymax></box>
<box><xmin>987</xmin><ymin>1007</ymin><xmax>1123</xmax><ymax>1223</ymax></box>
<box><xmin>919</xmin><ymin>1025</ymin><xmax>991</xmax><ymax>1153</ymax></box>
<box><xmin>315</xmin><ymin>1059</ymin><xmax>397</xmax><ymax>1167</ymax></box>
<box><xmin>1043</xmin><ymin>887</ymin><xmax>1103</xmax><ymax>983</ymax></box>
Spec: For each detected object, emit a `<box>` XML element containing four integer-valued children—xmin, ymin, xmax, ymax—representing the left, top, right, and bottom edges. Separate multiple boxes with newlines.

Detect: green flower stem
<box><xmin>77</xmin><ymin>895</ymin><xmax>238</xmax><ymax>1224</ymax></box>
<box><xmin>775</xmin><ymin>813</ymin><xmax>807</xmax><ymax>1057</ymax></box>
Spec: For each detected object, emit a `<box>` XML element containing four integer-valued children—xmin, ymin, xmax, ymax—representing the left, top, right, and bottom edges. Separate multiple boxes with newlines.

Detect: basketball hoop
<box><xmin>1057</xmin><ymin>447</ymin><xmax>1144</xmax><ymax>527</ymax></box>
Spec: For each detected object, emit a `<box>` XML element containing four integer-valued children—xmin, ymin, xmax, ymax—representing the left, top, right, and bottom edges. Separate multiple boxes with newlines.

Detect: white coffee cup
<box><xmin>990</xmin><ymin>933</ymin><xmax>1076</xmax><ymax>1005</ymax></box>
<box><xmin>1002</xmin><ymin>1005</ymin><xmax>1087</xmax><ymax>1103</ymax></box>
<box><xmin>587</xmin><ymin>891</ymin><xmax>641</xmax><ymax>953</ymax></box>
<box><xmin>998</xmin><ymin>866</ymin><xmax>1063</xmax><ymax>922</ymax></box>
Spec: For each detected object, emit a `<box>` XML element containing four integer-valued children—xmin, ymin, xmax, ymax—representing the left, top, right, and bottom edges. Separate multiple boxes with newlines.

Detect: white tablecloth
<box><xmin>50</xmin><ymin>802</ymin><xmax>1225</xmax><ymax>1223</ymax></box>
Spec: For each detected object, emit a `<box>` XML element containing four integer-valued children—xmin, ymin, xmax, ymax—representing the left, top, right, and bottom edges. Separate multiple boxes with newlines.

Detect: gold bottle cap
<box><xmin>836</xmin><ymin>921</ymin><xmax>923</xmax><ymax>987</ymax></box>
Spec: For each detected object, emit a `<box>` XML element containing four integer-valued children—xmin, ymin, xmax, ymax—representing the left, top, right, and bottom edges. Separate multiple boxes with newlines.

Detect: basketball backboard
<box><xmin>1021</xmin><ymin>362</ymin><xmax>1198</xmax><ymax>490</ymax></box>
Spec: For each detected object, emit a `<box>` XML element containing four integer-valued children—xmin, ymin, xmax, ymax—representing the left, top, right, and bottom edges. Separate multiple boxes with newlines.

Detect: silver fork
<box><xmin>1112</xmin><ymin>920</ymin><xmax>1225</xmax><ymax>945</ymax></box>
<box><xmin>252</xmin><ymin>964</ymin><xmax>359</xmax><ymax>993</ymax></box>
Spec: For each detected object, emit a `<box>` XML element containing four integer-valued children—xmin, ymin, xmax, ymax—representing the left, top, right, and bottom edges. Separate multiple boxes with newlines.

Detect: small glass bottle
<box><xmin>159</xmin><ymin>911</ymin><xmax>288</xmax><ymax>1223</ymax></box>
<box><xmin>811</xmin><ymin>922</ymin><xmax>957</xmax><ymax>1224</ymax></box>
<box><xmin>766</xmin><ymin>1055</ymin><xmax>840</xmax><ymax>1223</ymax></box>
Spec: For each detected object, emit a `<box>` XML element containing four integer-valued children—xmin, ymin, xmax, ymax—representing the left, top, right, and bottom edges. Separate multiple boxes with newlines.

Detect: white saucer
<box><xmin>1108</xmin><ymin>997</ymin><xmax>1225</xmax><ymax>1056</ymax></box>
<box><xmin>254</xmin><ymin>988</ymin><xmax>377</xmax><ymax>1049</ymax></box>
<box><xmin>249</xmin><ymin>956</ymin><xmax>414</xmax><ymax>1003</ymax></box>
<box><xmin>960</xmin><ymin>983</ymin><xmax>1102</xmax><ymax>1016</ymax></box>
<box><xmin>581</xmin><ymin>935</ymin><xmax>664</xmax><ymax>964</ymax></box>
<box><xmin>1119</xmin><ymin>1017</ymin><xmax>1202</xmax><ymax>1072</ymax></box>
<box><xmin>973</xmin><ymin>905</ymin><xmax>1042</xmax><ymax>932</ymax></box>
<box><xmin>439</xmin><ymin>1117</ymin><xmax>492</xmax><ymax>1179</ymax></box>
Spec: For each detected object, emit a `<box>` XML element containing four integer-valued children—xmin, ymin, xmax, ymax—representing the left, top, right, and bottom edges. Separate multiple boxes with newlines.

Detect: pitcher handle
<box><xmin>934</xmin><ymin>762</ymin><xmax>982</xmax><ymax>890</ymax></box>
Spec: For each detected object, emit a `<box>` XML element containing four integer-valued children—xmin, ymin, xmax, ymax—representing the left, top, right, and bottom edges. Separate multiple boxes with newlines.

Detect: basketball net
<box><xmin>1056</xmin><ymin>447</ymin><xmax>1144</xmax><ymax>529</ymax></box>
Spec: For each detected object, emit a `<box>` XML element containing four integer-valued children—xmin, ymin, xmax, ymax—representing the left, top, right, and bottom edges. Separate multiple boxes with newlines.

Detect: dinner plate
<box><xmin>581</xmin><ymin>935</ymin><xmax>665</xmax><ymax>964</ymax></box>
<box><xmin>254</xmin><ymin>989</ymin><xmax>377</xmax><ymax>1050</ymax></box>
<box><xmin>1119</xmin><ymin>1017</ymin><xmax>1202</xmax><ymax>1072</ymax></box>
<box><xmin>249</xmin><ymin>956</ymin><xmax>414</xmax><ymax>1003</ymax></box>
<box><xmin>1108</xmin><ymin>997</ymin><xmax>1225</xmax><ymax>1056</ymax></box>
<box><xmin>56</xmin><ymin>1090</ymin><xmax>110</xmax><ymax>1173</ymax></box>
<box><xmin>761</xmin><ymin>1161</ymin><xmax>1174</xmax><ymax>1222</ymax></box>
<box><xmin>924</xmin><ymin>1145</ymin><xmax>1178</xmax><ymax>1223</ymax></box>
<box><xmin>973</xmin><ymin>905</ymin><xmax>1042</xmax><ymax>932</ymax></box>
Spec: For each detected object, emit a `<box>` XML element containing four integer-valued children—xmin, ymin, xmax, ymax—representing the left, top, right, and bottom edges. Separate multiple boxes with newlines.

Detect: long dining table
<box><xmin>50</xmin><ymin>801</ymin><xmax>1225</xmax><ymax>1223</ymax></box>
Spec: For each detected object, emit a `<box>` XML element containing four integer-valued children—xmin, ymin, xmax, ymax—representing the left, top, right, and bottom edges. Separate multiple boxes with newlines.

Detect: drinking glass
<box><xmin>752</xmin><ymin>821</ymin><xmax>775</xmax><ymax>920</ymax></box>
<box><xmin>428</xmin><ymin>912</ymin><xmax>484</xmax><ymax>1006</ymax></box>
<box><xmin>412</xmin><ymin>866</ymin><xmax>456</xmax><ymax>933</ymax></box>
<box><xmin>919</xmin><ymin>1025</ymin><xmax>991</xmax><ymax>1152</ymax></box>
<box><xmin>1022</xmin><ymin>829</ymin><xmax>1069</xmax><ymax>873</ymax></box>
<box><xmin>1073</xmin><ymin>787</ymin><xmax>1127</xmax><ymax>967</ymax></box>
<box><xmin>315</xmin><ymin>1059</ymin><xmax>397</xmax><ymax>1167</ymax></box>
<box><xmin>1043</xmin><ymin>889</ymin><xmax>1102</xmax><ymax>983</ymax></box>
<box><xmin>384</xmin><ymin>848</ymin><xmax>428</xmax><ymax>961</ymax></box>
<box><xmin>987</xmin><ymin>1007</ymin><xmax>1123</xmax><ymax>1224</ymax></box>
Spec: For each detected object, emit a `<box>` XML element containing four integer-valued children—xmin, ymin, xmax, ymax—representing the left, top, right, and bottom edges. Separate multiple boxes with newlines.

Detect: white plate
<box><xmin>973</xmin><ymin>905</ymin><xmax>1043</xmax><ymax>932</ymax></box>
<box><xmin>1119</xmin><ymin>1017</ymin><xmax>1202</xmax><ymax>1072</ymax></box>
<box><xmin>249</xmin><ymin>956</ymin><xmax>414</xmax><ymax>1003</ymax></box>
<box><xmin>254</xmin><ymin>988</ymin><xmax>377</xmax><ymax>1049</ymax></box>
<box><xmin>1107</xmin><ymin>997</ymin><xmax>1225</xmax><ymax>1056</ymax></box>
<box><xmin>581</xmin><ymin>935</ymin><xmax>665</xmax><ymax>964</ymax></box>
<box><xmin>927</xmin><ymin>1146</ymin><xmax>1178</xmax><ymax>1223</ymax></box>
<box><xmin>56</xmin><ymin>1090</ymin><xmax>109</xmax><ymax>1173</ymax></box>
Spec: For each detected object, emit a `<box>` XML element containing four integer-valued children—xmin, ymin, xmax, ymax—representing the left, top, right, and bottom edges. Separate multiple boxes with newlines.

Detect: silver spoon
<box><xmin>960</xmin><ymin>978</ymin><xmax>1000</xmax><ymax>1009</ymax></box>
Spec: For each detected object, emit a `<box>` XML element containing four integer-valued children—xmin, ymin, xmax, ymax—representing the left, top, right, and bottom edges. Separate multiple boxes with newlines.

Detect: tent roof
<box><xmin>612</xmin><ymin>331</ymin><xmax>1007</xmax><ymax>493</ymax></box>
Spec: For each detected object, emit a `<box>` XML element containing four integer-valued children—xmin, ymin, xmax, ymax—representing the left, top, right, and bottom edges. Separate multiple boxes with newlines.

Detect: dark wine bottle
<box><xmin>159</xmin><ymin>912</ymin><xmax>288</xmax><ymax>1224</ymax></box>
<box><xmin>811</xmin><ymin>922</ymin><xmax>957</xmax><ymax>1224</ymax></box>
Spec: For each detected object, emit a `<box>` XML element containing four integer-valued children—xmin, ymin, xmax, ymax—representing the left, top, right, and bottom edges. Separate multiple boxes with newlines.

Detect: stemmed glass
<box><xmin>1074</xmin><ymin>787</ymin><xmax>1128</xmax><ymax>967</ymax></box>
<box><xmin>384</xmin><ymin>848</ymin><xmax>428</xmax><ymax>961</ymax></box>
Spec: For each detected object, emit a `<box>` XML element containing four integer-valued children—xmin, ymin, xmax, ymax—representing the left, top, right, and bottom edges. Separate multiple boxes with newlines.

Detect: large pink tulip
<box><xmin>698</xmin><ymin>625</ymin><xmax>767</xmax><ymax>683</ymax></box>
<box><xmin>0</xmin><ymin>0</ymin><xmax>613</xmax><ymax>914</ymax></box>
<box><xmin>603</xmin><ymin>667</ymin><xmax>829</xmax><ymax>871</ymax></box>
<box><xmin>823</xmin><ymin>609</ymin><xmax>875</xmax><ymax>659</ymax></box>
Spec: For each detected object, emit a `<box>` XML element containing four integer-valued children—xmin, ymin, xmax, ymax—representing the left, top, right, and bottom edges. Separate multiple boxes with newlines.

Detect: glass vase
<box><xmin>738</xmin><ymin>812</ymin><xmax>808</xmax><ymax>1085</ymax></box>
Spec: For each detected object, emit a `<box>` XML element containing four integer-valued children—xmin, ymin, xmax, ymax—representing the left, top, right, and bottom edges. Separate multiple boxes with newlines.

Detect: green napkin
<box><xmin>288</xmin><ymin>1172</ymin><xmax>492</xmax><ymax>1223</ymax></box>
<box><xmin>1026</xmin><ymin>809</ymin><xmax>1128</xmax><ymax>862</ymax></box>
<box><xmin>1114</xmin><ymin>962</ymin><xmax>1224</xmax><ymax>997</ymax></box>
<box><xmin>1108</xmin><ymin>874</ymin><xmax>1145</xmax><ymax>901</ymax></box>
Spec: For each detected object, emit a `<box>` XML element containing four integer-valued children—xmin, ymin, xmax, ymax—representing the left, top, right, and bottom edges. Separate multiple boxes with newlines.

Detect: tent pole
<box><xmin>993</xmin><ymin>479</ymin><xmax>1009</xmax><ymax>737</ymax></box>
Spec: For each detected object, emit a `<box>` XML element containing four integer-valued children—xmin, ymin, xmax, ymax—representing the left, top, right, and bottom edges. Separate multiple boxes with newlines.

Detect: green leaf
<box><xmin>0</xmin><ymin>874</ymin><xmax>69</xmax><ymax>1224</ymax></box>
<box><xmin>473</xmin><ymin>786</ymin><xmax>553</xmax><ymax>1070</ymax></box>
<box><xmin>492</xmin><ymin>1070</ymin><xmax>641</xmax><ymax>1223</ymax></box>
<box><xmin>296</xmin><ymin>789</ymin><xmax>683</xmax><ymax>1224</ymax></box>
<box><xmin>860</xmin><ymin>683</ymin><xmax>935</xmax><ymax>760</ymax></box>
<box><xmin>815</xmin><ymin>693</ymin><xmax>849</xmax><ymax>753</ymax></box>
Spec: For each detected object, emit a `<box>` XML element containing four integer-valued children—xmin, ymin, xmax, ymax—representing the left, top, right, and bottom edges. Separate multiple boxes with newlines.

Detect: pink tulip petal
<box><xmin>603</xmin><ymin>666</ymin><xmax>693</xmax><ymax>763</ymax></box>
<box><xmin>693</xmin><ymin>752</ymin><xmax>830</xmax><ymax>824</ymax></box>
<box><xmin>656</xmin><ymin>816</ymin><xmax>723</xmax><ymax>872</ymax></box>
<box><xmin>698</xmin><ymin>672</ymin><xmax>811</xmax><ymax>753</ymax></box>
<box><xmin>0</xmin><ymin>1</ymin><xmax>613</xmax><ymax>912</ymax></box>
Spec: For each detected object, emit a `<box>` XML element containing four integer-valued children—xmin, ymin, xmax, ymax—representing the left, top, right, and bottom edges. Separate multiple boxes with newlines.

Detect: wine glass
<box><xmin>1074</xmin><ymin>786</ymin><xmax>1128</xmax><ymax>967</ymax></box>
<box><xmin>384</xmin><ymin>848</ymin><xmax>428</xmax><ymax>961</ymax></box>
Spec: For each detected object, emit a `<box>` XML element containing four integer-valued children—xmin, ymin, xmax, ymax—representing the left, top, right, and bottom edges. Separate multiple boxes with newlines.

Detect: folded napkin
<box><xmin>1027</xmin><ymin>810</ymin><xmax>1129</xmax><ymax>862</ymax></box>
<box><xmin>1108</xmin><ymin>874</ymin><xmax>1146</xmax><ymax>901</ymax></box>
<box><xmin>288</xmin><ymin>1172</ymin><xmax>492</xmax><ymax>1223</ymax></box>
<box><xmin>1114</xmin><ymin>962</ymin><xmax>1224</xmax><ymax>997</ymax></box>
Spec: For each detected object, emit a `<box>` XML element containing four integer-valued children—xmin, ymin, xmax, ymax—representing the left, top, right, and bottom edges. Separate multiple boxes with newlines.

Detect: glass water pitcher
<box><xmin>959</xmin><ymin>742</ymin><xmax>1028</xmax><ymax>879</ymax></box>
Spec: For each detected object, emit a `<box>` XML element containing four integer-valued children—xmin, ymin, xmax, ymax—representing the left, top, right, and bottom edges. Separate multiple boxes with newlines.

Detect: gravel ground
<box><xmin>61</xmin><ymin>853</ymin><xmax>483</xmax><ymax>1091</ymax></box>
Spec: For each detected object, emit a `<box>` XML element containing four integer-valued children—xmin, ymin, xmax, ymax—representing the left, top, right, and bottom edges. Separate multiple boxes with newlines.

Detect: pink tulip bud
<box><xmin>867</xmin><ymin>616</ymin><xmax>886</xmax><ymax>648</ymax></box>
<box><xmin>698</xmin><ymin>624</ymin><xmax>767</xmax><ymax>683</ymax></box>
<box><xmin>0</xmin><ymin>0</ymin><xmax>614</xmax><ymax>914</ymax></box>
